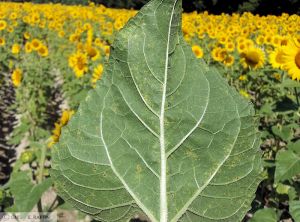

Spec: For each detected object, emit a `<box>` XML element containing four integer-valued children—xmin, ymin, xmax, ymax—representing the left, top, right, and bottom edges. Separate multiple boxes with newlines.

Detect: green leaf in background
<box><xmin>250</xmin><ymin>208</ymin><xmax>278</xmax><ymax>222</ymax></box>
<box><xmin>51</xmin><ymin>0</ymin><xmax>262</xmax><ymax>221</ymax></box>
<box><xmin>271</xmin><ymin>125</ymin><xmax>294</xmax><ymax>142</ymax></box>
<box><xmin>281</xmin><ymin>75</ymin><xmax>300</xmax><ymax>88</ymax></box>
<box><xmin>288</xmin><ymin>140</ymin><xmax>300</xmax><ymax>153</ymax></box>
<box><xmin>275</xmin><ymin>141</ymin><xmax>300</xmax><ymax>183</ymax></box>
<box><xmin>258</xmin><ymin>103</ymin><xmax>274</xmax><ymax>115</ymax></box>
<box><xmin>5</xmin><ymin>171</ymin><xmax>52</xmax><ymax>212</ymax></box>
<box><xmin>287</xmin><ymin>187</ymin><xmax>298</xmax><ymax>201</ymax></box>
<box><xmin>290</xmin><ymin>201</ymin><xmax>300</xmax><ymax>222</ymax></box>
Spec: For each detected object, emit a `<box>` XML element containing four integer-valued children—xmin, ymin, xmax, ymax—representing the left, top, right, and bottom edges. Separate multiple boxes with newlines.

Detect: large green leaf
<box><xmin>275</xmin><ymin>141</ymin><xmax>300</xmax><ymax>183</ymax></box>
<box><xmin>5</xmin><ymin>171</ymin><xmax>52</xmax><ymax>212</ymax></box>
<box><xmin>51</xmin><ymin>0</ymin><xmax>262</xmax><ymax>221</ymax></box>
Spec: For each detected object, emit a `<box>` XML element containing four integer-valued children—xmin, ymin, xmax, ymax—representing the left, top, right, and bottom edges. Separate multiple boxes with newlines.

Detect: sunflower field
<box><xmin>0</xmin><ymin>1</ymin><xmax>300</xmax><ymax>222</ymax></box>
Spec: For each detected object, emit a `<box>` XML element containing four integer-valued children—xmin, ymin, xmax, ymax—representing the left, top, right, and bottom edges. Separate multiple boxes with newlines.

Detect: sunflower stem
<box><xmin>36</xmin><ymin>144</ymin><xmax>47</xmax><ymax>221</ymax></box>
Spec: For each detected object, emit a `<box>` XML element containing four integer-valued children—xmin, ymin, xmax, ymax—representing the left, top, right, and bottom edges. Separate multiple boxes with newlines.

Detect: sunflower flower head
<box><xmin>11</xmin><ymin>43</ymin><xmax>21</xmax><ymax>54</ymax></box>
<box><xmin>91</xmin><ymin>64</ymin><xmax>104</xmax><ymax>87</ymax></box>
<box><xmin>68</xmin><ymin>51</ymin><xmax>88</xmax><ymax>78</ymax></box>
<box><xmin>0</xmin><ymin>37</ymin><xmax>5</xmax><ymax>46</ymax></box>
<box><xmin>48</xmin><ymin>110</ymin><xmax>74</xmax><ymax>147</ymax></box>
<box><xmin>269</xmin><ymin>47</ymin><xmax>286</xmax><ymax>69</ymax></box>
<box><xmin>24</xmin><ymin>42</ymin><xmax>32</xmax><ymax>53</ymax></box>
<box><xmin>192</xmin><ymin>45</ymin><xmax>204</xmax><ymax>59</ymax></box>
<box><xmin>31</xmin><ymin>39</ymin><xmax>42</xmax><ymax>51</ymax></box>
<box><xmin>11</xmin><ymin>68</ymin><xmax>22</xmax><ymax>87</ymax></box>
<box><xmin>240</xmin><ymin>46</ymin><xmax>265</xmax><ymax>70</ymax></box>
<box><xmin>223</xmin><ymin>55</ymin><xmax>235</xmax><ymax>67</ymax></box>
<box><xmin>38</xmin><ymin>45</ymin><xmax>49</xmax><ymax>57</ymax></box>
<box><xmin>282</xmin><ymin>38</ymin><xmax>300</xmax><ymax>81</ymax></box>
<box><xmin>0</xmin><ymin>20</ymin><xmax>7</xmax><ymax>31</ymax></box>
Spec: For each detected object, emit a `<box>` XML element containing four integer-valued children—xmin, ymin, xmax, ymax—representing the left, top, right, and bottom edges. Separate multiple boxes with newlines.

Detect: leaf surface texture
<box><xmin>51</xmin><ymin>0</ymin><xmax>262</xmax><ymax>221</ymax></box>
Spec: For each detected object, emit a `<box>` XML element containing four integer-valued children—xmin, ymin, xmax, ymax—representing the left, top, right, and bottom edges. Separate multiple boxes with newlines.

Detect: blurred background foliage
<box><xmin>4</xmin><ymin>0</ymin><xmax>300</xmax><ymax>14</ymax></box>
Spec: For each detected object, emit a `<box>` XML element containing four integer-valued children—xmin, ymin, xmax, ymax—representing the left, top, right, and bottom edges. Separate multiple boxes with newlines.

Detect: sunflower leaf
<box><xmin>51</xmin><ymin>0</ymin><xmax>262</xmax><ymax>221</ymax></box>
<box><xmin>275</xmin><ymin>143</ymin><xmax>300</xmax><ymax>183</ymax></box>
<box><xmin>290</xmin><ymin>201</ymin><xmax>300</xmax><ymax>222</ymax></box>
<box><xmin>5</xmin><ymin>171</ymin><xmax>52</xmax><ymax>212</ymax></box>
<box><xmin>249</xmin><ymin>208</ymin><xmax>278</xmax><ymax>222</ymax></box>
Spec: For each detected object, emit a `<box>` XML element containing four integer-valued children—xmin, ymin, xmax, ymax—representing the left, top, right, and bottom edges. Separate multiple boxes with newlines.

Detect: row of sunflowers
<box><xmin>1</xmin><ymin>2</ymin><xmax>300</xmax><ymax>85</ymax></box>
<box><xmin>0</xmin><ymin>2</ymin><xmax>299</xmax><ymax>221</ymax></box>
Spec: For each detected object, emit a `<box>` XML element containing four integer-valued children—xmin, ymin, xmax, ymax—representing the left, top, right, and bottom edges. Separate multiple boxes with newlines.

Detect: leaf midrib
<box><xmin>159</xmin><ymin>1</ymin><xmax>178</xmax><ymax>222</ymax></box>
